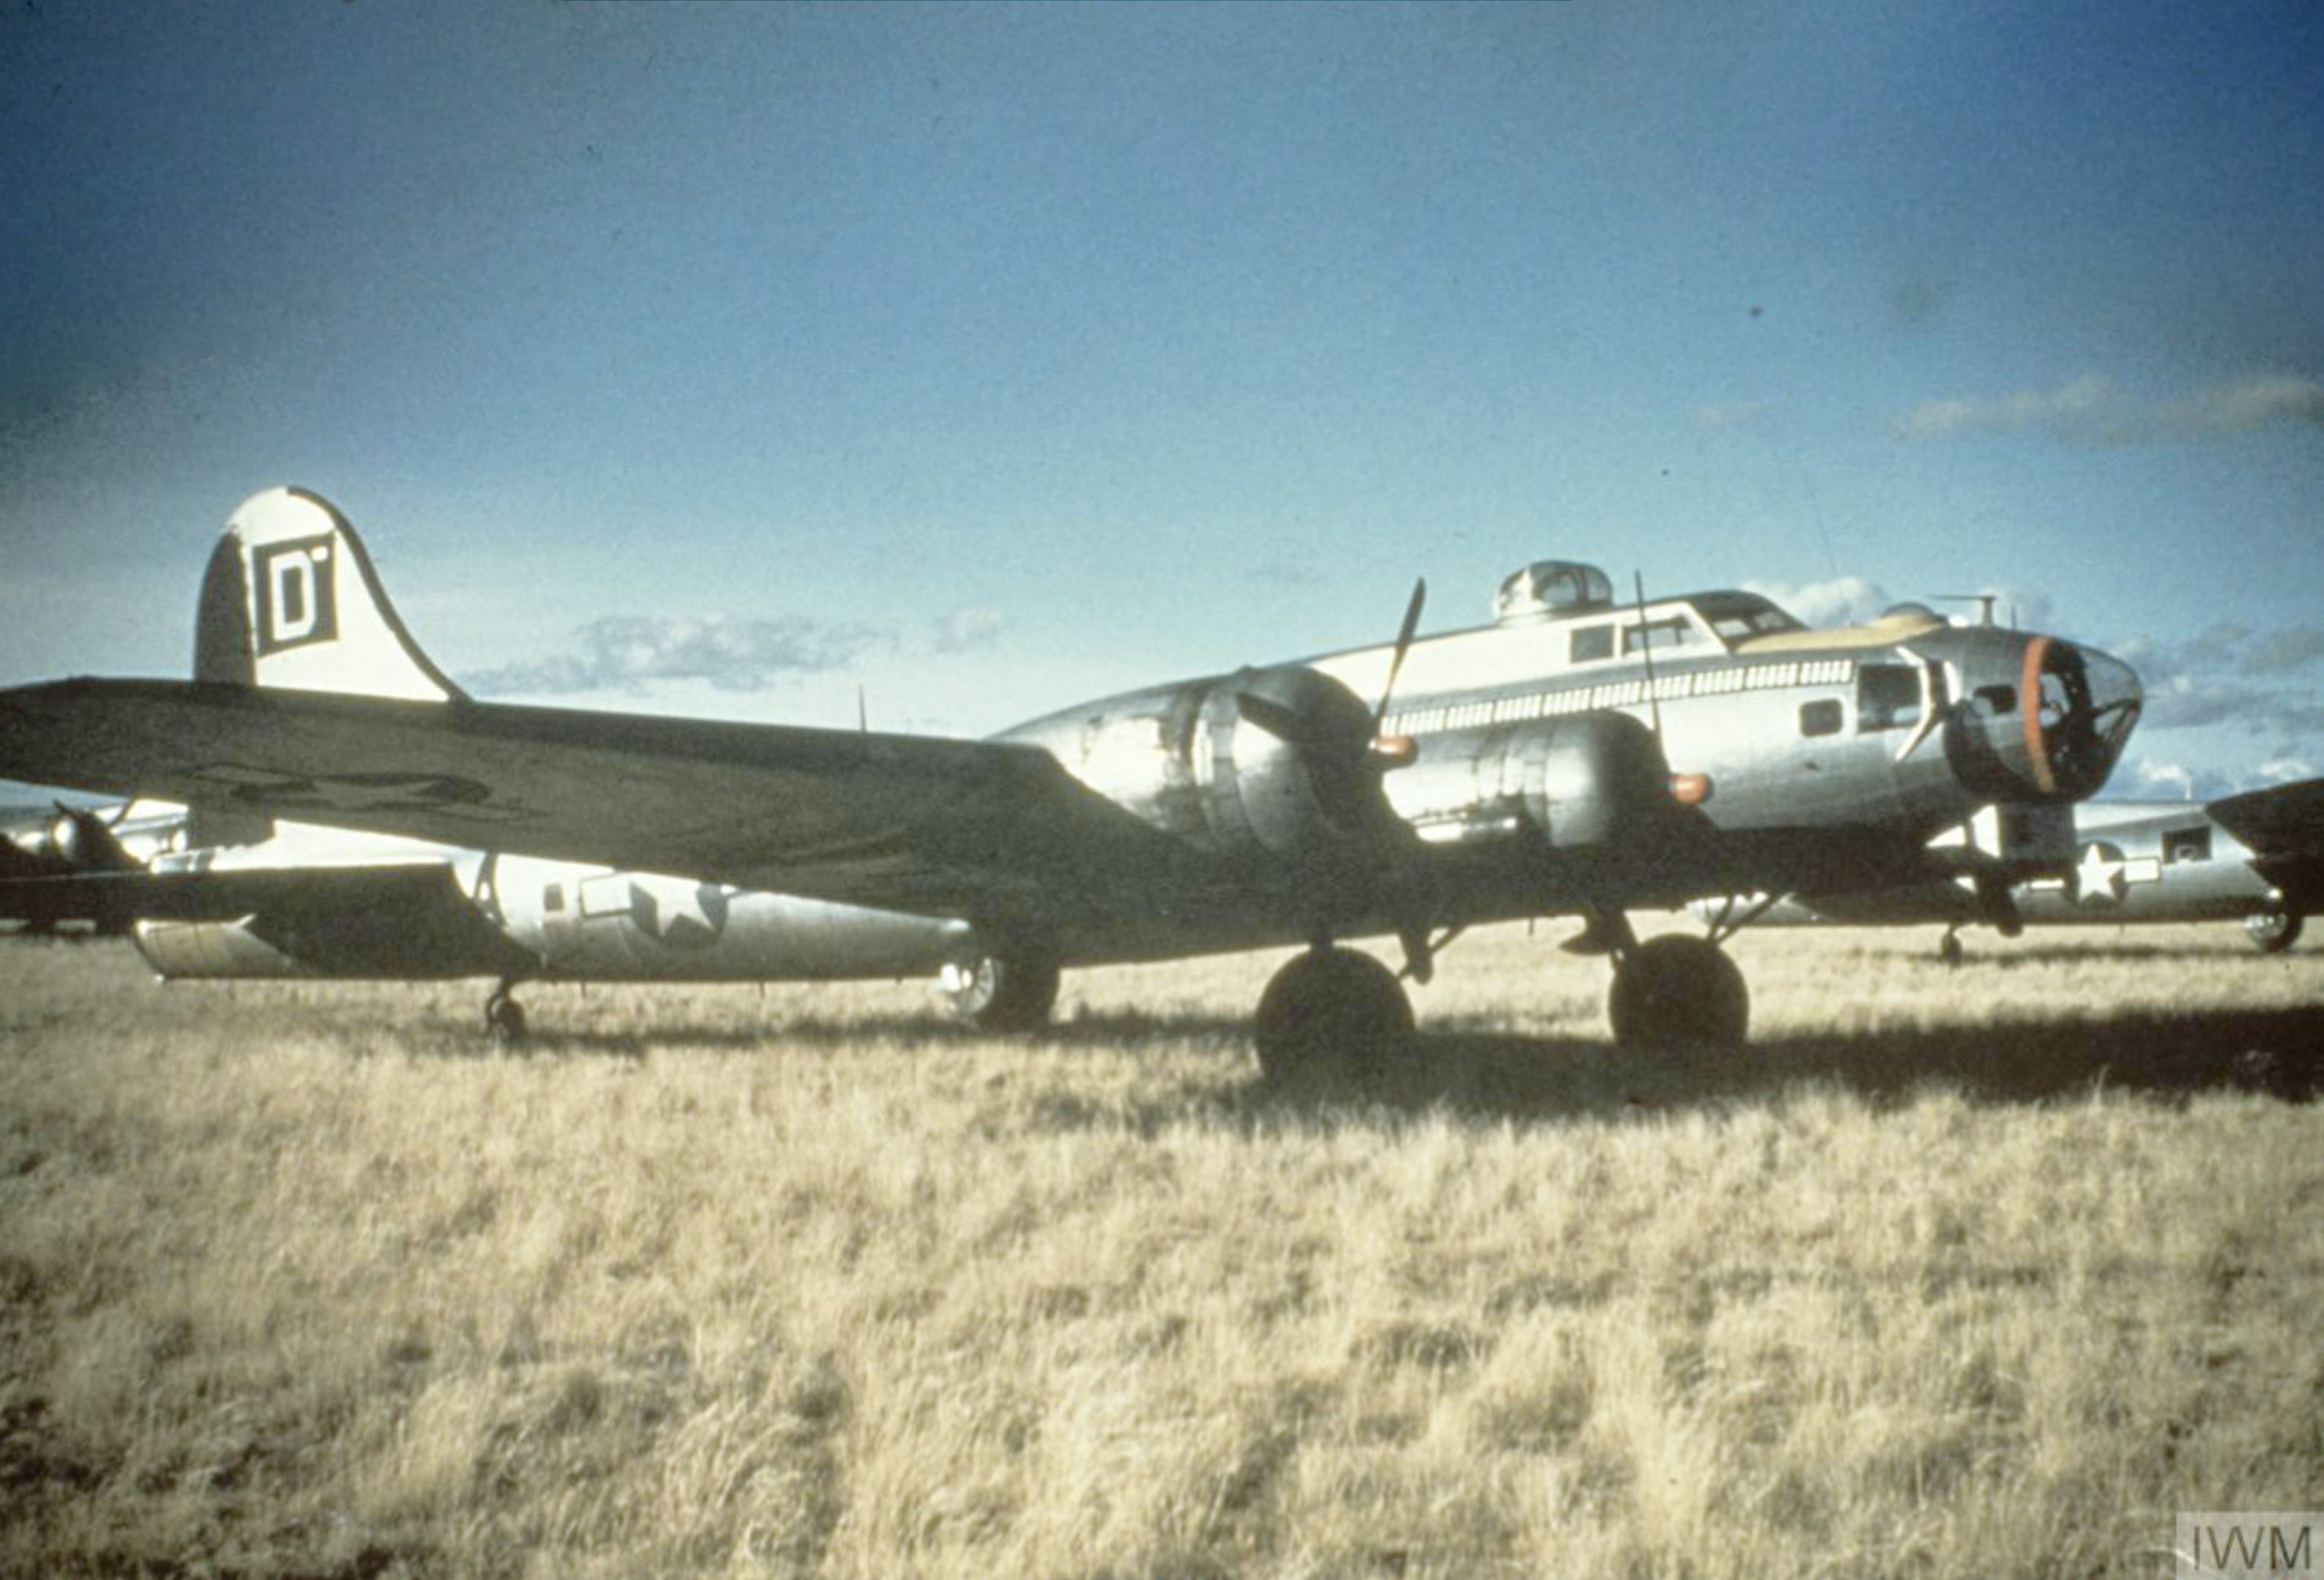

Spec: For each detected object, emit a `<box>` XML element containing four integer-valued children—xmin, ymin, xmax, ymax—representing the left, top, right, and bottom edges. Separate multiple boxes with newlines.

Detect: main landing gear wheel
<box><xmin>1607</xmin><ymin>935</ymin><xmax>1749</xmax><ymax>1052</ymax></box>
<box><xmin>940</xmin><ymin>949</ymin><xmax>1062</xmax><ymax>1032</ymax></box>
<box><xmin>1254</xmin><ymin>946</ymin><xmax>1415</xmax><ymax>1089</ymax></box>
<box><xmin>484</xmin><ymin>981</ymin><xmax>528</xmax><ymax>1044</ymax></box>
<box><xmin>2245</xmin><ymin>906</ymin><xmax>2303</xmax><ymax>954</ymax></box>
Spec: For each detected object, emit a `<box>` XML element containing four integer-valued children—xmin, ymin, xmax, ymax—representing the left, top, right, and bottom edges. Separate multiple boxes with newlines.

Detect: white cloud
<box><xmin>1741</xmin><ymin>575</ymin><xmax>1894</xmax><ymax>629</ymax></box>
<box><xmin>1889</xmin><ymin>375</ymin><xmax>2121</xmax><ymax>442</ymax></box>
<box><xmin>463</xmin><ymin>613</ymin><xmax>887</xmax><ymax>695</ymax></box>
<box><xmin>2241</xmin><ymin>626</ymin><xmax>2324</xmax><ymax>676</ymax></box>
<box><xmin>2123</xmin><ymin>758</ymin><xmax>2228</xmax><ymax>802</ymax></box>
<box><xmin>2103</xmin><ymin>621</ymin><xmax>2324</xmax><ymax>799</ymax></box>
<box><xmin>2158</xmin><ymin>375</ymin><xmax>2324</xmax><ymax>437</ymax></box>
<box><xmin>933</xmin><ymin>607</ymin><xmax>1009</xmax><ymax>654</ymax></box>
<box><xmin>1891</xmin><ymin>373</ymin><xmax>2324</xmax><ymax>445</ymax></box>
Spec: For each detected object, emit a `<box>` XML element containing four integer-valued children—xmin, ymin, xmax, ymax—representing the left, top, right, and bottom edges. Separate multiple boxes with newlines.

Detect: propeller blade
<box><xmin>1372</xmin><ymin>577</ymin><xmax>1427</xmax><ymax>735</ymax></box>
<box><xmin>1891</xmin><ymin>706</ymin><xmax>1944</xmax><ymax>765</ymax></box>
<box><xmin>51</xmin><ymin>801</ymin><xmax>133</xmax><ymax>870</ymax></box>
<box><xmin>1891</xmin><ymin>657</ymin><xmax>1954</xmax><ymax>765</ymax></box>
<box><xmin>1236</xmin><ymin>691</ymin><xmax>1328</xmax><ymax>754</ymax></box>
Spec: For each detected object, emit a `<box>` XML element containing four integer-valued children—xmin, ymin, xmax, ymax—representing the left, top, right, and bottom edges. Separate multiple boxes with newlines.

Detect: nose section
<box><xmin>2022</xmin><ymin>637</ymin><xmax>2141</xmax><ymax>799</ymax></box>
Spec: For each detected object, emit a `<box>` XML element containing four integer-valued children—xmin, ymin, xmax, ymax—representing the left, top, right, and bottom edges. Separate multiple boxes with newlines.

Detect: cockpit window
<box><xmin>1625</xmin><ymin>615</ymin><xmax>1697</xmax><ymax>656</ymax></box>
<box><xmin>1693</xmin><ymin>593</ymin><xmax>1805</xmax><ymax>645</ymax></box>
<box><xmin>1569</xmin><ymin>624</ymin><xmax>1615</xmax><ymax>663</ymax></box>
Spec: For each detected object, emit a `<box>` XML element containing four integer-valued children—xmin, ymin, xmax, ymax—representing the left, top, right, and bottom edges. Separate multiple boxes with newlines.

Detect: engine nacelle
<box><xmin>1004</xmin><ymin>669</ymin><xmax>1684</xmax><ymax>869</ymax></box>
<box><xmin>998</xmin><ymin>664</ymin><xmax>1386</xmax><ymax>869</ymax></box>
<box><xmin>1385</xmin><ymin>711</ymin><xmax>1677</xmax><ymax>850</ymax></box>
<box><xmin>129</xmin><ymin>862</ymin><xmax>528</xmax><ymax>981</ymax></box>
<box><xmin>132</xmin><ymin>918</ymin><xmax>307</xmax><ymax>978</ymax></box>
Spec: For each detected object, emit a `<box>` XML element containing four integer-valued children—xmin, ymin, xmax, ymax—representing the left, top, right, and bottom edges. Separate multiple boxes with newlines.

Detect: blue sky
<box><xmin>4</xmin><ymin>0</ymin><xmax>2321</xmax><ymax>801</ymax></box>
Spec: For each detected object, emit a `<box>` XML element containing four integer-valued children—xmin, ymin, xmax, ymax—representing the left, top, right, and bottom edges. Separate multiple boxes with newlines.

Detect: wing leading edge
<box><xmin>0</xmin><ymin>678</ymin><xmax>1217</xmax><ymax>925</ymax></box>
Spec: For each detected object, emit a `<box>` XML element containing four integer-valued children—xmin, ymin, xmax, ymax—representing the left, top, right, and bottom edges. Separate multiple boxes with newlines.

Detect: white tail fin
<box><xmin>195</xmin><ymin>487</ymin><xmax>466</xmax><ymax>703</ymax></box>
<box><xmin>187</xmin><ymin>488</ymin><xmax>463</xmax><ymax>849</ymax></box>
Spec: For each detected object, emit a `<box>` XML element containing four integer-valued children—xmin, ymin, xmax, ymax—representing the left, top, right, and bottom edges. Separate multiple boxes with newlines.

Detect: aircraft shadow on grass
<box><xmin>1956</xmin><ymin>941</ymin><xmax>2312</xmax><ymax>968</ymax></box>
<box><xmin>1354</xmin><ymin>1007</ymin><xmax>2324</xmax><ymax>1123</ymax></box>
<box><xmin>430</xmin><ymin>1000</ymin><xmax>2323</xmax><ymax>1124</ymax></box>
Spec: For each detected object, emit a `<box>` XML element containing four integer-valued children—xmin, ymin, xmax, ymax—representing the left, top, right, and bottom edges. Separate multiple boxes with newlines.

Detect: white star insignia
<box><xmin>629</xmin><ymin>878</ymin><xmax>727</xmax><ymax>946</ymax></box>
<box><xmin>2075</xmin><ymin>842</ymin><xmax>2129</xmax><ymax>904</ymax></box>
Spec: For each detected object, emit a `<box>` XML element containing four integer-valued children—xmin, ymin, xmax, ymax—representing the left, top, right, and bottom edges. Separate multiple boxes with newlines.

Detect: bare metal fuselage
<box><xmin>126</xmin><ymin>591</ymin><xmax>2141</xmax><ymax>986</ymax></box>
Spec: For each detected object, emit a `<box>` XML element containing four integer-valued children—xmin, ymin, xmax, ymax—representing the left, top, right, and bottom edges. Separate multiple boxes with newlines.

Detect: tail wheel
<box><xmin>1608</xmin><ymin>935</ymin><xmax>1749</xmax><ymax>1051</ymax></box>
<box><xmin>2245</xmin><ymin>906</ymin><xmax>2304</xmax><ymax>954</ymax></box>
<box><xmin>1254</xmin><ymin>946</ymin><xmax>1415</xmax><ymax>1089</ymax></box>
<box><xmin>941</xmin><ymin>949</ymin><xmax>1062</xmax><ymax>1032</ymax></box>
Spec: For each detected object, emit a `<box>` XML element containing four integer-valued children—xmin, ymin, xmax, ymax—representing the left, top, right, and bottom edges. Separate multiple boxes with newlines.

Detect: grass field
<box><xmin>2</xmin><ymin>921</ymin><xmax>2320</xmax><ymax>1579</ymax></box>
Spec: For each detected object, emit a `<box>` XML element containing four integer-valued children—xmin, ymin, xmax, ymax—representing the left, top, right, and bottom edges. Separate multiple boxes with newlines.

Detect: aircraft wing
<box><xmin>0</xmin><ymin>678</ymin><xmax>1217</xmax><ymax>923</ymax></box>
<box><xmin>2208</xmin><ymin>776</ymin><xmax>2324</xmax><ymax>899</ymax></box>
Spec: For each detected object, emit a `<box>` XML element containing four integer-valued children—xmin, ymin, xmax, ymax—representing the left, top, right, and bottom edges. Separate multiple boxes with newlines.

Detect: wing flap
<box><xmin>0</xmin><ymin>679</ymin><xmax>1212</xmax><ymax>919</ymax></box>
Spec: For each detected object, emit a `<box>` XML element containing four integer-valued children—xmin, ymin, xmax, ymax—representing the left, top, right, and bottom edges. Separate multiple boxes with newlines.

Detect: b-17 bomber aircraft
<box><xmin>0</xmin><ymin>489</ymin><xmax>2144</xmax><ymax>1079</ymax></box>
<box><xmin>1691</xmin><ymin>779</ymin><xmax>2324</xmax><ymax>962</ymax></box>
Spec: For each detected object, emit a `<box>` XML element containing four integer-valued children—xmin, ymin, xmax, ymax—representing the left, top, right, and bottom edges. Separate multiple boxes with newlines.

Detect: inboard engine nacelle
<box><xmin>999</xmin><ymin>664</ymin><xmax>1678</xmax><ymax>866</ymax></box>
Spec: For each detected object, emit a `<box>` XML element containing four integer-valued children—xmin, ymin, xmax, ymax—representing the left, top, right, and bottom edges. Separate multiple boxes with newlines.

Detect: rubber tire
<box><xmin>1607</xmin><ymin>935</ymin><xmax>1749</xmax><ymax>1051</ymax></box>
<box><xmin>2245</xmin><ymin>907</ymin><xmax>2303</xmax><ymax>954</ymax></box>
<box><xmin>941</xmin><ymin>950</ymin><xmax>1062</xmax><ymax>1032</ymax></box>
<box><xmin>1254</xmin><ymin>947</ymin><xmax>1415</xmax><ymax>1089</ymax></box>
<box><xmin>485</xmin><ymin>994</ymin><xmax>528</xmax><ymax>1044</ymax></box>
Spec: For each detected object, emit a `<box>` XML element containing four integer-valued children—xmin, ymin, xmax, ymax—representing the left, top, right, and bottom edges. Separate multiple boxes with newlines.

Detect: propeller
<box><xmin>1235</xmin><ymin>577</ymin><xmax>1441</xmax><ymax>979</ymax></box>
<box><xmin>1891</xmin><ymin>659</ymin><xmax>1955</xmax><ymax>765</ymax></box>
<box><xmin>1237</xmin><ymin>576</ymin><xmax>1427</xmax><ymax>766</ymax></box>
<box><xmin>1373</xmin><ymin>576</ymin><xmax>1427</xmax><ymax>737</ymax></box>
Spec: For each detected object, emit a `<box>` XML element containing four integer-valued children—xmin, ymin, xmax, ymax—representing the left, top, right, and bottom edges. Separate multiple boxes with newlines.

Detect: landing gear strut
<box><xmin>484</xmin><ymin>978</ymin><xmax>528</xmax><ymax>1043</ymax></box>
<box><xmin>1592</xmin><ymin>908</ymin><xmax>1749</xmax><ymax>1051</ymax></box>
<box><xmin>939</xmin><ymin>948</ymin><xmax>1062</xmax><ymax>1031</ymax></box>
<box><xmin>1254</xmin><ymin>945</ymin><xmax>1414</xmax><ymax>1088</ymax></box>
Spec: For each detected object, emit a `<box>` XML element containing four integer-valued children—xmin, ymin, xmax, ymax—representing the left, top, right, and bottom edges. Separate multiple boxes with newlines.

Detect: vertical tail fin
<box><xmin>194</xmin><ymin>487</ymin><xmax>467</xmax><ymax>703</ymax></box>
<box><xmin>189</xmin><ymin>487</ymin><xmax>464</xmax><ymax>845</ymax></box>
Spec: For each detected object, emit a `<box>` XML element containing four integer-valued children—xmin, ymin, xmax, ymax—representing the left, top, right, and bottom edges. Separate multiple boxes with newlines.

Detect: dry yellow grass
<box><xmin>2</xmin><ymin>921</ymin><xmax>2320</xmax><ymax>1579</ymax></box>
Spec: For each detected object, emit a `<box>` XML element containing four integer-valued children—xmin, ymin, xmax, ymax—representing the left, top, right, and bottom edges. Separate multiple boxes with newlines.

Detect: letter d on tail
<box><xmin>196</xmin><ymin>487</ymin><xmax>468</xmax><ymax>704</ymax></box>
